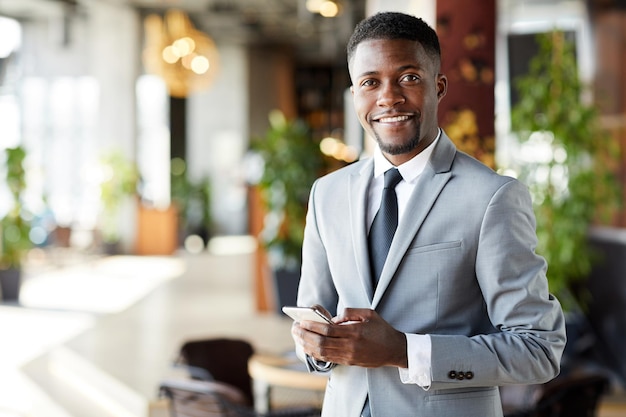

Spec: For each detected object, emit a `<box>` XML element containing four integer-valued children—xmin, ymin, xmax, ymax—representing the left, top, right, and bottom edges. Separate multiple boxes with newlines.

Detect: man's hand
<box><xmin>290</xmin><ymin>307</ymin><xmax>408</xmax><ymax>369</ymax></box>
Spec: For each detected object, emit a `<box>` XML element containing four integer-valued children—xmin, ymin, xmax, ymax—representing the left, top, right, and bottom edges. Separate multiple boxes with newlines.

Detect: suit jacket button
<box><xmin>448</xmin><ymin>371</ymin><xmax>457</xmax><ymax>379</ymax></box>
<box><xmin>466</xmin><ymin>371</ymin><xmax>474</xmax><ymax>380</ymax></box>
<box><xmin>457</xmin><ymin>372</ymin><xmax>465</xmax><ymax>380</ymax></box>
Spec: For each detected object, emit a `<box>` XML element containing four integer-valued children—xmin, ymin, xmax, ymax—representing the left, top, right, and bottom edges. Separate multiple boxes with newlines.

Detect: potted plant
<box><xmin>0</xmin><ymin>146</ymin><xmax>32</xmax><ymax>302</ymax></box>
<box><xmin>251</xmin><ymin>110</ymin><xmax>327</xmax><ymax>311</ymax></box>
<box><xmin>98</xmin><ymin>149</ymin><xmax>139</xmax><ymax>253</ymax></box>
<box><xmin>170</xmin><ymin>157</ymin><xmax>213</xmax><ymax>248</ymax></box>
<box><xmin>510</xmin><ymin>31</ymin><xmax>621</xmax><ymax>311</ymax></box>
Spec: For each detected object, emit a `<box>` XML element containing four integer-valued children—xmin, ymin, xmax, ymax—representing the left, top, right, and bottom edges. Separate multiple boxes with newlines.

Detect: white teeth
<box><xmin>378</xmin><ymin>115</ymin><xmax>409</xmax><ymax>123</ymax></box>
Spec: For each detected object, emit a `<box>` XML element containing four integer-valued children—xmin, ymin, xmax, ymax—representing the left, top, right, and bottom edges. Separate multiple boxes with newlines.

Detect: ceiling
<box><xmin>0</xmin><ymin>0</ymin><xmax>366</xmax><ymax>63</ymax></box>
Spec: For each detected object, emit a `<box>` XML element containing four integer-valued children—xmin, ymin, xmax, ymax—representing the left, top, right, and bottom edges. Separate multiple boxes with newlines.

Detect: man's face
<box><xmin>349</xmin><ymin>38</ymin><xmax>447</xmax><ymax>165</ymax></box>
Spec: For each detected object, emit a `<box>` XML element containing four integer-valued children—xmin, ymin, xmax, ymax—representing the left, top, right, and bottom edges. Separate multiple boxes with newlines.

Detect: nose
<box><xmin>377</xmin><ymin>82</ymin><xmax>405</xmax><ymax>108</ymax></box>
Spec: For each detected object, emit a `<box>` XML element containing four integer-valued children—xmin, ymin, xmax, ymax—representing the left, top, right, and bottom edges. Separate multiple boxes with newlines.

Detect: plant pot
<box><xmin>273</xmin><ymin>267</ymin><xmax>301</xmax><ymax>314</ymax></box>
<box><xmin>0</xmin><ymin>268</ymin><xmax>21</xmax><ymax>302</ymax></box>
<box><xmin>585</xmin><ymin>227</ymin><xmax>626</xmax><ymax>384</ymax></box>
<box><xmin>54</xmin><ymin>226</ymin><xmax>72</xmax><ymax>247</ymax></box>
<box><xmin>102</xmin><ymin>240</ymin><xmax>122</xmax><ymax>255</ymax></box>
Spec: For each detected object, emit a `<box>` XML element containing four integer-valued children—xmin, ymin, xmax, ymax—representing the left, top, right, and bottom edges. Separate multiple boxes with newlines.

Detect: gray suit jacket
<box><xmin>296</xmin><ymin>133</ymin><xmax>566</xmax><ymax>417</ymax></box>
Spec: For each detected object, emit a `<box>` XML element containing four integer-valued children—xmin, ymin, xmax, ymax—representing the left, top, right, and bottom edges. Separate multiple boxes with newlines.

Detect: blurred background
<box><xmin>1</xmin><ymin>0</ymin><xmax>626</xmax><ymax>416</ymax></box>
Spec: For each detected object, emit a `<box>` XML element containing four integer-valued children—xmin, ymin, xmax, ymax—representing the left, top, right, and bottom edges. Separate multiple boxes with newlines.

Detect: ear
<box><xmin>350</xmin><ymin>85</ymin><xmax>354</xmax><ymax>95</ymax></box>
<box><xmin>436</xmin><ymin>74</ymin><xmax>448</xmax><ymax>101</ymax></box>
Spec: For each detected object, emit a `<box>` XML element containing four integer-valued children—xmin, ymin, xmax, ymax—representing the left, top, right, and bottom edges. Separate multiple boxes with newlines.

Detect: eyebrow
<box><xmin>355</xmin><ymin>64</ymin><xmax>422</xmax><ymax>80</ymax></box>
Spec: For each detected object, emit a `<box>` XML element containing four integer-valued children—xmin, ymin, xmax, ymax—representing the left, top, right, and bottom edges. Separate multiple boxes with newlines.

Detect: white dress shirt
<box><xmin>368</xmin><ymin>130</ymin><xmax>441</xmax><ymax>390</ymax></box>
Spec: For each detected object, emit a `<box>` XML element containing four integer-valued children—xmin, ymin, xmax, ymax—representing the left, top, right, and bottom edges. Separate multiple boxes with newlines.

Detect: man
<box><xmin>291</xmin><ymin>11</ymin><xmax>566</xmax><ymax>417</ymax></box>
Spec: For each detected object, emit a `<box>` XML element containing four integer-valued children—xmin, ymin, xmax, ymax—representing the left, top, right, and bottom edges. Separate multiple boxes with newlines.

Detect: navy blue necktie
<box><xmin>368</xmin><ymin>168</ymin><xmax>403</xmax><ymax>288</ymax></box>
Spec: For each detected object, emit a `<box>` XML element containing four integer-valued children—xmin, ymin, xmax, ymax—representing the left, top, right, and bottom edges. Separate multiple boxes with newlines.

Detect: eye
<box><xmin>400</xmin><ymin>74</ymin><xmax>420</xmax><ymax>83</ymax></box>
<box><xmin>360</xmin><ymin>79</ymin><xmax>378</xmax><ymax>88</ymax></box>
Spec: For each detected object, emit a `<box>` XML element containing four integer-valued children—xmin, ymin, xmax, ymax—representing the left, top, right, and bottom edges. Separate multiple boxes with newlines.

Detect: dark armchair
<box><xmin>161</xmin><ymin>337</ymin><xmax>321</xmax><ymax>417</ymax></box>
<box><xmin>504</xmin><ymin>372</ymin><xmax>610</xmax><ymax>417</ymax></box>
<box><xmin>159</xmin><ymin>378</ymin><xmax>321</xmax><ymax>417</ymax></box>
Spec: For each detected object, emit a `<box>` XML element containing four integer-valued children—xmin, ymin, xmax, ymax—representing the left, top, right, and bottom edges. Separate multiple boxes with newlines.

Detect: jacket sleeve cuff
<box><xmin>305</xmin><ymin>355</ymin><xmax>335</xmax><ymax>373</ymax></box>
<box><xmin>296</xmin><ymin>342</ymin><xmax>335</xmax><ymax>373</ymax></box>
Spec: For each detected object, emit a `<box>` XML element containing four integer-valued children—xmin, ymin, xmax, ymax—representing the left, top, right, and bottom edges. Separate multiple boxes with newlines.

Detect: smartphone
<box><xmin>282</xmin><ymin>306</ymin><xmax>333</xmax><ymax>324</ymax></box>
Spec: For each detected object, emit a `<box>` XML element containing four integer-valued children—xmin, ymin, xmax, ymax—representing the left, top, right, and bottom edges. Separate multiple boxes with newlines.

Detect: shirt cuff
<box><xmin>398</xmin><ymin>333</ymin><xmax>432</xmax><ymax>389</ymax></box>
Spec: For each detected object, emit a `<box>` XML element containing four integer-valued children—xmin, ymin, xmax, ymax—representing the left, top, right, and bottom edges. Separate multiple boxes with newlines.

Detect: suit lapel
<box><xmin>372</xmin><ymin>134</ymin><xmax>457</xmax><ymax>308</ymax></box>
<box><xmin>349</xmin><ymin>159</ymin><xmax>376</xmax><ymax>302</ymax></box>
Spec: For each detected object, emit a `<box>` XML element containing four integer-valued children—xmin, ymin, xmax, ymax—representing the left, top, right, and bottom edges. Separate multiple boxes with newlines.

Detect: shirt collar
<box><xmin>373</xmin><ymin>128</ymin><xmax>441</xmax><ymax>183</ymax></box>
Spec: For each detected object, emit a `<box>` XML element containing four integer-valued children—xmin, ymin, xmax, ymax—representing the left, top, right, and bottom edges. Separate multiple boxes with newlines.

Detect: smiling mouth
<box><xmin>375</xmin><ymin>115</ymin><xmax>412</xmax><ymax>123</ymax></box>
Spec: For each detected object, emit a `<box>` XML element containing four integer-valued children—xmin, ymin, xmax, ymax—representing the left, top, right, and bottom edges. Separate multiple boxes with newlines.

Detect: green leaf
<box><xmin>511</xmin><ymin>31</ymin><xmax>622</xmax><ymax>310</ymax></box>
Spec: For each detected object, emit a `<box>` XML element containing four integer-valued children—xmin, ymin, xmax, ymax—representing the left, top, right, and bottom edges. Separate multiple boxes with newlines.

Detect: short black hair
<box><xmin>347</xmin><ymin>12</ymin><xmax>441</xmax><ymax>66</ymax></box>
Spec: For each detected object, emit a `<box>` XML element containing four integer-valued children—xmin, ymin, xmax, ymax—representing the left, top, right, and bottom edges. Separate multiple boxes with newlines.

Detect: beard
<box><xmin>373</xmin><ymin>126</ymin><xmax>422</xmax><ymax>155</ymax></box>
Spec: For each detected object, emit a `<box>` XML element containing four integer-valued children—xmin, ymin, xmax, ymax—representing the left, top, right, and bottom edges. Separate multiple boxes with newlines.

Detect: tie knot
<box><xmin>383</xmin><ymin>168</ymin><xmax>403</xmax><ymax>189</ymax></box>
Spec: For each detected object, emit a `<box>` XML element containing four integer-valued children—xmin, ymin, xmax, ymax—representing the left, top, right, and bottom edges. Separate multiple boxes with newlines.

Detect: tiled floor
<box><xmin>1</xmin><ymin>236</ymin><xmax>625</xmax><ymax>417</ymax></box>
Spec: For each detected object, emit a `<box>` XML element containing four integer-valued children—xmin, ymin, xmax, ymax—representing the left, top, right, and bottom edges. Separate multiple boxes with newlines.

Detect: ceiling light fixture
<box><xmin>142</xmin><ymin>9</ymin><xmax>219</xmax><ymax>98</ymax></box>
<box><xmin>305</xmin><ymin>0</ymin><xmax>341</xmax><ymax>17</ymax></box>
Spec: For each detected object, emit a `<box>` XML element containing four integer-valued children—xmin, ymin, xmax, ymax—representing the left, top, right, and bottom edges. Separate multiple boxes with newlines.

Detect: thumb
<box><xmin>334</xmin><ymin>307</ymin><xmax>374</xmax><ymax>324</ymax></box>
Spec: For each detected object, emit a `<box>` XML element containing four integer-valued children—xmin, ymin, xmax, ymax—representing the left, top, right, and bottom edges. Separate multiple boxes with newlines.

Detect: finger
<box><xmin>290</xmin><ymin>322</ymin><xmax>305</xmax><ymax>344</ymax></box>
<box><xmin>311</xmin><ymin>304</ymin><xmax>332</xmax><ymax>319</ymax></box>
<box><xmin>299</xmin><ymin>319</ymin><xmax>334</xmax><ymax>336</ymax></box>
<box><xmin>335</xmin><ymin>307</ymin><xmax>375</xmax><ymax>323</ymax></box>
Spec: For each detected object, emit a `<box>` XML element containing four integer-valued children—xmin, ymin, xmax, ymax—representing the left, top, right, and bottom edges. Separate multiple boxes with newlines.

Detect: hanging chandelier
<box><xmin>143</xmin><ymin>9</ymin><xmax>219</xmax><ymax>98</ymax></box>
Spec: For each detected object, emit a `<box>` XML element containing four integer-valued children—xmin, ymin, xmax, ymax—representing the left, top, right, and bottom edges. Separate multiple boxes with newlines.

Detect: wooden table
<box><xmin>248</xmin><ymin>353</ymin><xmax>328</xmax><ymax>413</ymax></box>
